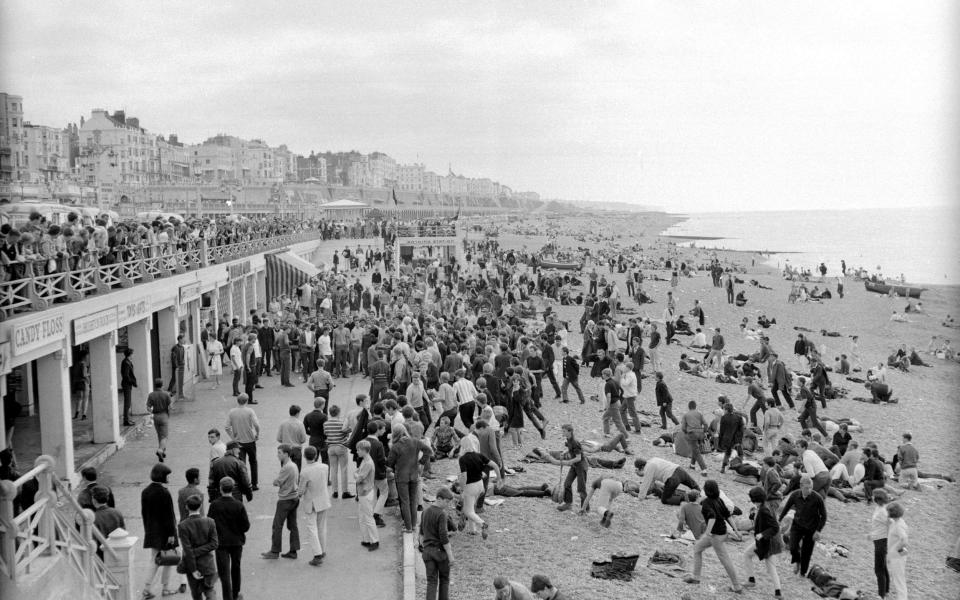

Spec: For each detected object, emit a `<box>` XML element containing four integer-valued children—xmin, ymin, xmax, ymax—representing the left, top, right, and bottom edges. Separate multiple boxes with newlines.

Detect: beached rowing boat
<box><xmin>538</xmin><ymin>259</ymin><xmax>582</xmax><ymax>270</ymax></box>
<box><xmin>864</xmin><ymin>281</ymin><xmax>926</xmax><ymax>298</ymax></box>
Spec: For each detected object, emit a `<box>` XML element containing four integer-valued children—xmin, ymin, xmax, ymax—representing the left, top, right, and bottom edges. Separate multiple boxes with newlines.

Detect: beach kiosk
<box><xmin>393</xmin><ymin>222</ymin><xmax>465</xmax><ymax>279</ymax></box>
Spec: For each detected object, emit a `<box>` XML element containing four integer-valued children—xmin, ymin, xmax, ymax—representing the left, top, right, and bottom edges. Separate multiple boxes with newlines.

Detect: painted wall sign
<box><xmin>12</xmin><ymin>313</ymin><xmax>65</xmax><ymax>356</ymax></box>
<box><xmin>119</xmin><ymin>297</ymin><xmax>151</xmax><ymax>327</ymax></box>
<box><xmin>179</xmin><ymin>282</ymin><xmax>202</xmax><ymax>304</ymax></box>
<box><xmin>73</xmin><ymin>307</ymin><xmax>119</xmax><ymax>344</ymax></box>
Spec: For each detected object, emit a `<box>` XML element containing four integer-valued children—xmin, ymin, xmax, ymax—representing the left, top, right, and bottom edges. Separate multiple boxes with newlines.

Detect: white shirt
<box><xmin>620</xmin><ymin>371</ymin><xmax>638</xmax><ymax>397</ymax></box>
<box><xmin>692</xmin><ymin>332</ymin><xmax>707</xmax><ymax>347</ymax></box>
<box><xmin>802</xmin><ymin>449</ymin><xmax>828</xmax><ymax>476</ymax></box>
<box><xmin>230</xmin><ymin>345</ymin><xmax>243</xmax><ymax>370</ymax></box>
<box><xmin>317</xmin><ymin>334</ymin><xmax>332</xmax><ymax>356</ymax></box>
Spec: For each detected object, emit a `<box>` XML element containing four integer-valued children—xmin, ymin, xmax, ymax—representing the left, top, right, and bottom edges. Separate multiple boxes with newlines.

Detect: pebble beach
<box><xmin>422</xmin><ymin>212</ymin><xmax>960</xmax><ymax>600</ymax></box>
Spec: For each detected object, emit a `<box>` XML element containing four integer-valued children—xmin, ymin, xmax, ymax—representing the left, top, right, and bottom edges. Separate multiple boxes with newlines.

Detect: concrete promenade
<box><xmin>96</xmin><ymin>367</ymin><xmax>402</xmax><ymax>600</ymax></box>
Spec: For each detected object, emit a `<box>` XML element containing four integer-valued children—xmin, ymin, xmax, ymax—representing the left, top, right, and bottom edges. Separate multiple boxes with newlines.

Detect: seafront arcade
<box><xmin>0</xmin><ymin>231</ymin><xmax>338</xmax><ymax>483</ymax></box>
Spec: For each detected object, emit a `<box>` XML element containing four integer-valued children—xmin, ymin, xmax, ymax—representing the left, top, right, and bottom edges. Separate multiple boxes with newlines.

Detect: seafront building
<box><xmin>0</xmin><ymin>92</ymin><xmax>547</xmax><ymax>217</ymax></box>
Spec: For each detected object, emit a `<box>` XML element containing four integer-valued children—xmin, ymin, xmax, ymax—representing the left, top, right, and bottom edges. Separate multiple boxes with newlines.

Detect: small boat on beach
<box><xmin>864</xmin><ymin>281</ymin><xmax>926</xmax><ymax>298</ymax></box>
<box><xmin>537</xmin><ymin>259</ymin><xmax>582</xmax><ymax>270</ymax></box>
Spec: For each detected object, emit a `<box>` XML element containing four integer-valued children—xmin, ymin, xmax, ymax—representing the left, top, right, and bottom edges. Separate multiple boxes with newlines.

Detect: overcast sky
<box><xmin>1</xmin><ymin>1</ymin><xmax>956</xmax><ymax>212</ymax></box>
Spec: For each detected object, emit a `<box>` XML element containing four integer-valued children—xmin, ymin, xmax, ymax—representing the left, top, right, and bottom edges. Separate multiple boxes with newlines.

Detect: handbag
<box><xmin>550</xmin><ymin>465</ymin><xmax>565</xmax><ymax>503</ymax></box>
<box><xmin>47</xmin><ymin>258</ymin><xmax>57</xmax><ymax>273</ymax></box>
<box><xmin>155</xmin><ymin>548</ymin><xmax>180</xmax><ymax>566</ymax></box>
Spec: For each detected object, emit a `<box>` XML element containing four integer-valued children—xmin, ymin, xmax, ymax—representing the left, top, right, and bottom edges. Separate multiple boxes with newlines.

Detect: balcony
<box><xmin>0</xmin><ymin>229</ymin><xmax>324</xmax><ymax>320</ymax></box>
<box><xmin>395</xmin><ymin>224</ymin><xmax>458</xmax><ymax>238</ymax></box>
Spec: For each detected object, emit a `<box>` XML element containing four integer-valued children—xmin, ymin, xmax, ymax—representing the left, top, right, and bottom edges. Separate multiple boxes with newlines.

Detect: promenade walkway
<box><xmin>95</xmin><ymin>368</ymin><xmax>401</xmax><ymax>599</ymax></box>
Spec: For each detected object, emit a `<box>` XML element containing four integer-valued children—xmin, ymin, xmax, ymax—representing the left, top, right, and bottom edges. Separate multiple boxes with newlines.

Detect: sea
<box><xmin>660</xmin><ymin>205</ymin><xmax>960</xmax><ymax>286</ymax></box>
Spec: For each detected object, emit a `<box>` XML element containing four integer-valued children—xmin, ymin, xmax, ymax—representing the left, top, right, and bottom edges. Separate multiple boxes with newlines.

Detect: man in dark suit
<box><xmin>76</xmin><ymin>466</ymin><xmax>115</xmax><ymax>510</ymax></box>
<box><xmin>207</xmin><ymin>477</ymin><xmax>249</xmax><ymax>600</ymax></box>
<box><xmin>208</xmin><ymin>442</ymin><xmax>253</xmax><ymax>503</ymax></box>
<box><xmin>178</xmin><ymin>494</ymin><xmax>219</xmax><ymax>600</ymax></box>
<box><xmin>120</xmin><ymin>348</ymin><xmax>138</xmax><ymax>426</ymax></box>
<box><xmin>168</xmin><ymin>335</ymin><xmax>186</xmax><ymax>400</ymax></box>
<box><xmin>258</xmin><ymin>322</ymin><xmax>275</xmax><ymax>377</ymax></box>
<box><xmin>560</xmin><ymin>347</ymin><xmax>585</xmax><ymax>404</ymax></box>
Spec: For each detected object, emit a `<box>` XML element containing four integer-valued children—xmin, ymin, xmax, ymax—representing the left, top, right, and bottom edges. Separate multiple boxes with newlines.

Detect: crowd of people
<box><xmin>4</xmin><ymin>214</ymin><xmax>950</xmax><ymax>600</ymax></box>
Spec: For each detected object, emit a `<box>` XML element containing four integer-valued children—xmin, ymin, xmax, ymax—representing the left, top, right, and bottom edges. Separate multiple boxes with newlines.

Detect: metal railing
<box><xmin>0</xmin><ymin>456</ymin><xmax>119</xmax><ymax>599</ymax></box>
<box><xmin>0</xmin><ymin>230</ymin><xmax>325</xmax><ymax>320</ymax></box>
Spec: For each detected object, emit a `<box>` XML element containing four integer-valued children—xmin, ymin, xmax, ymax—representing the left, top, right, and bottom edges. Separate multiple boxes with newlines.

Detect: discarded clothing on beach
<box><xmin>794</xmin><ymin>326</ymin><xmax>815</xmax><ymax>332</ymax></box>
<box><xmin>846</xmin><ymin>376</ymin><xmax>866</xmax><ymax>384</ymax></box>
<box><xmin>820</xmin><ymin>329</ymin><xmax>842</xmax><ymax>337</ymax></box>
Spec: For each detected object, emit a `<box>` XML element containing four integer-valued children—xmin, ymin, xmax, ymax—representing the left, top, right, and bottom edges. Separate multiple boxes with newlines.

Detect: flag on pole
<box><xmin>453</xmin><ymin>197</ymin><xmax>461</xmax><ymax>221</ymax></box>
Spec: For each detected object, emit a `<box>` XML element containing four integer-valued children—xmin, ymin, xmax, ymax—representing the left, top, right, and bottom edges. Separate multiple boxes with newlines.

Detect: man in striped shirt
<box><xmin>323</xmin><ymin>405</ymin><xmax>353</xmax><ymax>499</ymax></box>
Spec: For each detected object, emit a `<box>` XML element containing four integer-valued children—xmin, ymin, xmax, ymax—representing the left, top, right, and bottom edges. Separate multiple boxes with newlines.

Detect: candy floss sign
<box><xmin>13</xmin><ymin>313</ymin><xmax>65</xmax><ymax>356</ymax></box>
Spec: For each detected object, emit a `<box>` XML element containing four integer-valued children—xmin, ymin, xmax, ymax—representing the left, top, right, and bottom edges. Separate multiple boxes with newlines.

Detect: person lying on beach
<box><xmin>757</xmin><ymin>315</ymin><xmax>776</xmax><ymax>328</ymax></box>
<box><xmin>749</xmin><ymin>279</ymin><xmax>773</xmax><ymax>290</ymax></box>
<box><xmin>522</xmin><ymin>447</ymin><xmax>626</xmax><ymax>470</ymax></box>
<box><xmin>889</xmin><ymin>311</ymin><xmax>910</xmax><ymax>323</ymax></box>
<box><xmin>491</xmin><ymin>482</ymin><xmax>552</xmax><ymax>498</ymax></box>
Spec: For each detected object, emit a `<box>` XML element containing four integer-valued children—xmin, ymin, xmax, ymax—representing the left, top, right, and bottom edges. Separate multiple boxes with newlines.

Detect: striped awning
<box><xmin>265</xmin><ymin>250</ymin><xmax>320</xmax><ymax>302</ymax></box>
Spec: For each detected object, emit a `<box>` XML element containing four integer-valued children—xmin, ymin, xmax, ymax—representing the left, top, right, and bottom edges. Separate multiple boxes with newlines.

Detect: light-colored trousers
<box><xmin>328</xmin><ymin>444</ymin><xmax>349</xmax><ymax>494</ymax></box>
<box><xmin>691</xmin><ymin>532</ymin><xmax>741</xmax><ymax>587</ymax></box>
<box><xmin>742</xmin><ymin>541</ymin><xmax>781</xmax><ymax>591</ymax></box>
<box><xmin>887</xmin><ymin>553</ymin><xmax>907</xmax><ymax>599</ymax></box>
<box><xmin>358</xmin><ymin>490</ymin><xmax>379</xmax><ymax>543</ymax></box>
<box><xmin>303</xmin><ymin>508</ymin><xmax>328</xmax><ymax>557</ymax></box>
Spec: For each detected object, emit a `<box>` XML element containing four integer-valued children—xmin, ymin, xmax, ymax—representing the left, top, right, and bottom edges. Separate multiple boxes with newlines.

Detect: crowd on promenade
<box><xmin>4</xmin><ymin>215</ymin><xmax>952</xmax><ymax>600</ymax></box>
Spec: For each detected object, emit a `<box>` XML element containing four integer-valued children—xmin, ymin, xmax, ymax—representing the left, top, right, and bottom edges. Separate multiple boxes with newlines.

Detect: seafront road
<box><xmin>98</xmin><ymin>367</ymin><xmax>401</xmax><ymax>599</ymax></box>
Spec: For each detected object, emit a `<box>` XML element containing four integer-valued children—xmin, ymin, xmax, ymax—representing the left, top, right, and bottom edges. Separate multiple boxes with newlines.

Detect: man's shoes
<box><xmin>342</xmin><ymin>492</ymin><xmax>355</xmax><ymax>499</ymax></box>
<box><xmin>701</xmin><ymin>470</ymin><xmax>708</xmax><ymax>476</ymax></box>
<box><xmin>281</xmin><ymin>551</ymin><xmax>297</xmax><ymax>559</ymax></box>
<box><xmin>261</xmin><ymin>552</ymin><xmax>279</xmax><ymax>559</ymax></box>
<box><xmin>309</xmin><ymin>555</ymin><xmax>323</xmax><ymax>566</ymax></box>
<box><xmin>481</xmin><ymin>523</ymin><xmax>489</xmax><ymax>540</ymax></box>
<box><xmin>361</xmin><ymin>541</ymin><xmax>371</xmax><ymax>547</ymax></box>
<box><xmin>557</xmin><ymin>503</ymin><xmax>572</xmax><ymax>512</ymax></box>
<box><xmin>332</xmin><ymin>492</ymin><xmax>338</xmax><ymax>499</ymax></box>
<box><xmin>249</xmin><ymin>401</ymin><xmax>258</xmax><ymax>404</ymax></box>
<box><xmin>367</xmin><ymin>542</ymin><xmax>380</xmax><ymax>551</ymax></box>
<box><xmin>601</xmin><ymin>511</ymin><xmax>613</xmax><ymax>528</ymax></box>
<box><xmin>123</xmin><ymin>421</ymin><xmax>135</xmax><ymax>426</ymax></box>
<box><xmin>251</xmin><ymin>485</ymin><xmax>259</xmax><ymax>491</ymax></box>
<box><xmin>255</xmin><ymin>385</ymin><xmax>264</xmax><ymax>389</ymax></box>
<box><xmin>282</xmin><ymin>384</ymin><xmax>295</xmax><ymax>388</ymax></box>
<box><xmin>177</xmin><ymin>584</ymin><xmax>187</xmax><ymax>594</ymax></box>
<box><xmin>374</xmin><ymin>514</ymin><xmax>386</xmax><ymax>528</ymax></box>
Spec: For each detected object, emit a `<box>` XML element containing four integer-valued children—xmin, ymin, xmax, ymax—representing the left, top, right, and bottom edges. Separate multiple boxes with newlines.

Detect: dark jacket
<box><xmin>258</xmin><ymin>326</ymin><xmax>275</xmax><ymax>349</ymax></box>
<box><xmin>561</xmin><ymin>356</ymin><xmax>579</xmax><ymax>380</ymax></box>
<box><xmin>655</xmin><ymin>380</ymin><xmax>673</xmax><ymax>406</ymax></box>
<box><xmin>207</xmin><ymin>496</ymin><xmax>250</xmax><ymax>547</ymax></box>
<box><xmin>141</xmin><ymin>482</ymin><xmax>177</xmax><ymax>550</ymax></box>
<box><xmin>78</xmin><ymin>481</ymin><xmax>116</xmax><ymax>510</ymax></box>
<box><xmin>303</xmin><ymin>409</ymin><xmax>327</xmax><ymax>449</ymax></box>
<box><xmin>365</xmin><ymin>435</ymin><xmax>388</xmax><ymax>480</ymax></box>
<box><xmin>171</xmin><ymin>344</ymin><xmax>186</xmax><ymax>368</ymax></box>
<box><xmin>177</xmin><ymin>514</ymin><xmax>218</xmax><ymax>576</ymax></box>
<box><xmin>717</xmin><ymin>413</ymin><xmax>744</xmax><ymax>451</ymax></box>
<box><xmin>208</xmin><ymin>455</ymin><xmax>253</xmax><ymax>502</ymax></box>
<box><xmin>120</xmin><ymin>357</ymin><xmax>137</xmax><ymax>389</ymax></box>
<box><xmin>753</xmin><ymin>504</ymin><xmax>782</xmax><ymax>559</ymax></box>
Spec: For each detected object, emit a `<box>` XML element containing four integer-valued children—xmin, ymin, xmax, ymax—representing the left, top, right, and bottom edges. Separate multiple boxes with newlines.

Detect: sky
<box><xmin>1</xmin><ymin>1</ymin><xmax>957</xmax><ymax>213</ymax></box>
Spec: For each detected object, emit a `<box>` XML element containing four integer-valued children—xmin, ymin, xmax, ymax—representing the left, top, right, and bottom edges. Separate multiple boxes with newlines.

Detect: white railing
<box><xmin>0</xmin><ymin>455</ymin><xmax>119</xmax><ymax>600</ymax></box>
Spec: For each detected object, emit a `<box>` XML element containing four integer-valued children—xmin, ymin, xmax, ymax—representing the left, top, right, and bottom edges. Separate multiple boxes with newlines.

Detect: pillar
<box><xmin>89</xmin><ymin>330</ymin><xmax>120</xmax><ymax>445</ymax></box>
<box><xmin>126</xmin><ymin>318</ymin><xmax>153</xmax><ymax>410</ymax></box>
<box><xmin>0</xmin><ymin>375</ymin><xmax>6</xmax><ymax>450</ymax></box>
<box><xmin>157</xmin><ymin>307</ymin><xmax>178</xmax><ymax>391</ymax></box>
<box><xmin>37</xmin><ymin>350</ymin><xmax>74</xmax><ymax>479</ymax></box>
<box><xmin>256</xmin><ymin>270</ymin><xmax>267</xmax><ymax>313</ymax></box>
<box><xmin>23</xmin><ymin>364</ymin><xmax>36</xmax><ymax>416</ymax></box>
<box><xmin>105</xmin><ymin>530</ymin><xmax>139</xmax><ymax>600</ymax></box>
